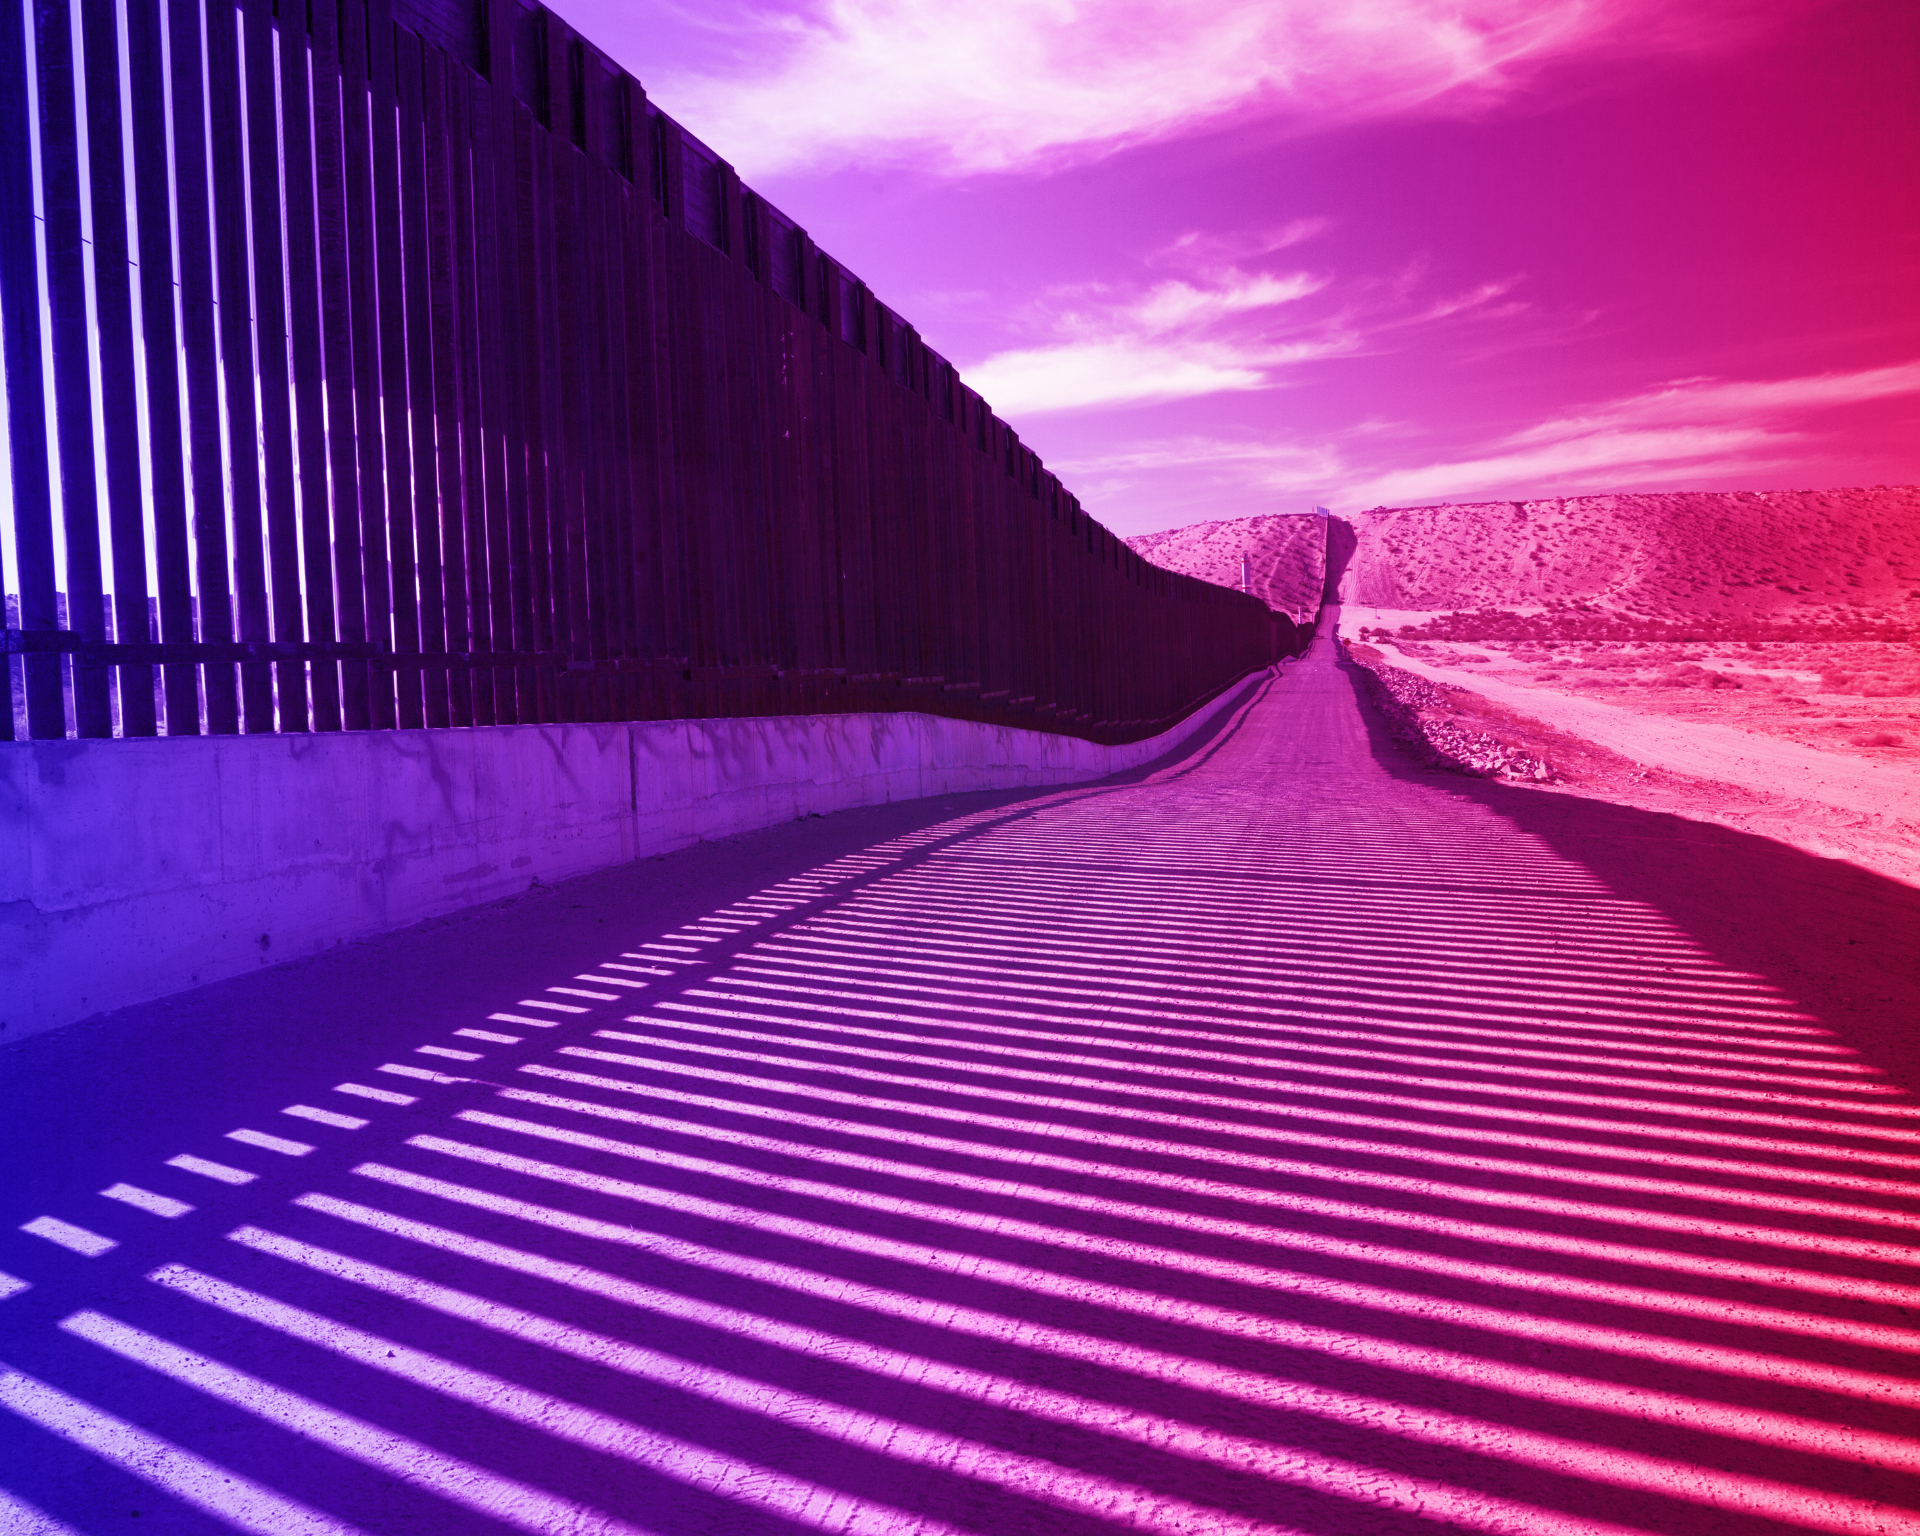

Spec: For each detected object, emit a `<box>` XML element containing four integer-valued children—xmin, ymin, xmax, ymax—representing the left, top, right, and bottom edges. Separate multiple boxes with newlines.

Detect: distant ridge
<box><xmin>1129</xmin><ymin>486</ymin><xmax>1920</xmax><ymax>632</ymax></box>
<box><xmin>1125</xmin><ymin>513</ymin><xmax>1328</xmax><ymax>622</ymax></box>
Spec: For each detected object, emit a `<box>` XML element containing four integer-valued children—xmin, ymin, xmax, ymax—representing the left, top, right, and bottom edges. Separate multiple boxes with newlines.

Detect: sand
<box><xmin>1361</xmin><ymin>628</ymin><xmax>1920</xmax><ymax>821</ymax></box>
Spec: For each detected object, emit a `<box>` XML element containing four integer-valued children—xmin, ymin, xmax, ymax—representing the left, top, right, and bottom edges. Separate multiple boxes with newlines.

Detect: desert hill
<box><xmin>1129</xmin><ymin>486</ymin><xmax>1920</xmax><ymax>635</ymax></box>
<box><xmin>1125</xmin><ymin>513</ymin><xmax>1329</xmax><ymax>623</ymax></box>
<box><xmin>1348</xmin><ymin>486</ymin><xmax>1920</xmax><ymax>628</ymax></box>
<box><xmin>1132</xmin><ymin>485</ymin><xmax>1920</xmax><ymax>887</ymax></box>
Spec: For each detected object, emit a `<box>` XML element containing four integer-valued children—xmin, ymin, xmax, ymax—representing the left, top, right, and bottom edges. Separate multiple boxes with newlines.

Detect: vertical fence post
<box><xmin>81</xmin><ymin>0</ymin><xmax>154</xmax><ymax>735</ymax></box>
<box><xmin>36</xmin><ymin>0</ymin><xmax>112</xmax><ymax>737</ymax></box>
<box><xmin>312</xmin><ymin>0</ymin><xmax>372</xmax><ymax>728</ymax></box>
<box><xmin>0</xmin><ymin>0</ymin><xmax>61</xmax><ymax>737</ymax></box>
<box><xmin>279</xmin><ymin>0</ymin><xmax>342</xmax><ymax>731</ymax></box>
<box><xmin>205</xmin><ymin>0</ymin><xmax>274</xmax><ymax>730</ymax></box>
<box><xmin>171</xmin><ymin>0</ymin><xmax>240</xmax><ymax>734</ymax></box>
<box><xmin>125</xmin><ymin>0</ymin><xmax>198</xmax><ymax>733</ymax></box>
<box><xmin>244</xmin><ymin>0</ymin><xmax>307</xmax><ymax>730</ymax></box>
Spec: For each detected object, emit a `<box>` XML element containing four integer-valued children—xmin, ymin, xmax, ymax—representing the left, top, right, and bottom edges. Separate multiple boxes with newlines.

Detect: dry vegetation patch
<box><xmin>1345</xmin><ymin>641</ymin><xmax>1920</xmax><ymax>887</ymax></box>
<box><xmin>1365</xmin><ymin>634</ymin><xmax>1920</xmax><ymax>763</ymax></box>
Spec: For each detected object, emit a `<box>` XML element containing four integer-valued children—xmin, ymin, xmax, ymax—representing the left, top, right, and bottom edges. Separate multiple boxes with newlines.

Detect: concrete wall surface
<box><xmin>0</xmin><ymin>671</ymin><xmax>1269</xmax><ymax>1040</ymax></box>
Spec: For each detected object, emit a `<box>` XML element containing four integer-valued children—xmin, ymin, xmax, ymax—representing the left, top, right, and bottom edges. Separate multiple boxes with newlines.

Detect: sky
<box><xmin>566</xmin><ymin>0</ymin><xmax>1910</xmax><ymax>535</ymax></box>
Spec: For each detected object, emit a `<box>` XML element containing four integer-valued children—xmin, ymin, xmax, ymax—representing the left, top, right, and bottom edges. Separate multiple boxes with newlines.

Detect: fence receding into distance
<box><xmin>0</xmin><ymin>0</ymin><xmax>1296</xmax><ymax>748</ymax></box>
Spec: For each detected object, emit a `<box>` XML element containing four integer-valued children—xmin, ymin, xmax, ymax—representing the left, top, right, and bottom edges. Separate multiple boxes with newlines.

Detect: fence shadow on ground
<box><xmin>2</xmin><ymin>661</ymin><xmax>1918</xmax><ymax>1533</ymax></box>
<box><xmin>1336</xmin><ymin>652</ymin><xmax>1920</xmax><ymax>1094</ymax></box>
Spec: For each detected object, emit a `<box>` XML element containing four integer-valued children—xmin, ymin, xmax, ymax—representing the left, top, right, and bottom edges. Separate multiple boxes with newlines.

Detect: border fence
<box><xmin>0</xmin><ymin>0</ymin><xmax>1296</xmax><ymax>748</ymax></box>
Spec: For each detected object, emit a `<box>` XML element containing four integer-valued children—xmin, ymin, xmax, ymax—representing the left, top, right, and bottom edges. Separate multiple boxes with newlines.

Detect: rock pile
<box><xmin>1348</xmin><ymin>654</ymin><xmax>1554</xmax><ymax>781</ymax></box>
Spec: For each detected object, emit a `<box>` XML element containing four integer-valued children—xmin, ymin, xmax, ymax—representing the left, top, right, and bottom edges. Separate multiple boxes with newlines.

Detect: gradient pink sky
<box><xmin>561</xmin><ymin>0</ymin><xmax>1918</xmax><ymax>536</ymax></box>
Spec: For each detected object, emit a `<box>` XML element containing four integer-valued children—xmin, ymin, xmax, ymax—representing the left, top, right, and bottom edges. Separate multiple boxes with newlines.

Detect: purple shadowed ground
<box><xmin>5</xmin><ymin>633</ymin><xmax>1919</xmax><ymax>1534</ymax></box>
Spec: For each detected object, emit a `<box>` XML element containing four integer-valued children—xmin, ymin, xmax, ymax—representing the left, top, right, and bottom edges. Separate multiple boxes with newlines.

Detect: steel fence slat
<box><xmin>169</xmin><ymin>0</ymin><xmax>239</xmax><ymax>733</ymax></box>
<box><xmin>448</xmin><ymin>62</ymin><xmax>496</xmax><ymax>724</ymax></box>
<box><xmin>36</xmin><ymin>0</ymin><xmax>112</xmax><ymax>736</ymax></box>
<box><xmin>310</xmin><ymin>0</ymin><xmax>372</xmax><ymax>727</ymax></box>
<box><xmin>80</xmin><ymin>0</ymin><xmax>155</xmax><ymax>735</ymax></box>
<box><xmin>278</xmin><ymin>0</ymin><xmax>342</xmax><ymax>730</ymax></box>
<box><xmin>243</xmin><ymin>0</ymin><xmax>307</xmax><ymax>730</ymax></box>
<box><xmin>123</xmin><ymin>0</ymin><xmax>198</xmax><ymax>733</ymax></box>
<box><xmin>205</xmin><ymin>0</ymin><xmax>274</xmax><ymax>730</ymax></box>
<box><xmin>400</xmin><ymin>26</ymin><xmax>450</xmax><ymax>727</ymax></box>
<box><xmin>369</xmin><ymin>0</ymin><xmax>420</xmax><ymax>728</ymax></box>
<box><xmin>338</xmin><ymin>0</ymin><xmax>395</xmax><ymax>730</ymax></box>
<box><xmin>0</xmin><ymin>0</ymin><xmax>59</xmax><ymax>735</ymax></box>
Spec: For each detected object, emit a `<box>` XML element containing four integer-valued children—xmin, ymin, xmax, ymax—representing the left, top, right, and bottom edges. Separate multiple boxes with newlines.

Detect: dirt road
<box><xmin>4</xmin><ymin>636</ymin><xmax>1919</xmax><ymax>1534</ymax></box>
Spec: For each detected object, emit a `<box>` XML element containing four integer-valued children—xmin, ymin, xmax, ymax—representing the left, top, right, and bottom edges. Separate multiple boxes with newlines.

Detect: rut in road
<box><xmin>4</xmin><ymin>636</ymin><xmax>1919</xmax><ymax>1536</ymax></box>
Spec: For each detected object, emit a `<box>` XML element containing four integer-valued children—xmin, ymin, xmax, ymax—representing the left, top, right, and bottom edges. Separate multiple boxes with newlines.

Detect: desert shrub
<box><xmin>1655</xmin><ymin>664</ymin><xmax>1742</xmax><ymax>689</ymax></box>
<box><xmin>1818</xmin><ymin>670</ymin><xmax>1855</xmax><ymax>692</ymax></box>
<box><xmin>1853</xmin><ymin>732</ymin><xmax>1905</xmax><ymax>747</ymax></box>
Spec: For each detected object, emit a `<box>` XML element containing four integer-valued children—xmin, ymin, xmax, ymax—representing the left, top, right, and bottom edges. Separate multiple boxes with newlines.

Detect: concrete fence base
<box><xmin>0</xmin><ymin>673</ymin><xmax>1268</xmax><ymax>1041</ymax></box>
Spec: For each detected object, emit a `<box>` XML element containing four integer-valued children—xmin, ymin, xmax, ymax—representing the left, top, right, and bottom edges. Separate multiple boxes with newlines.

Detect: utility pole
<box><xmin>1241</xmin><ymin>554</ymin><xmax>1252</xmax><ymax>595</ymax></box>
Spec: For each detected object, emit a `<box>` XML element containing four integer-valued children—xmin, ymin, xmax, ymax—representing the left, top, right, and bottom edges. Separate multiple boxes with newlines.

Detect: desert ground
<box><xmin>1364</xmin><ymin>634</ymin><xmax>1920</xmax><ymax>767</ymax></box>
<box><xmin>1135</xmin><ymin>487</ymin><xmax>1920</xmax><ymax>884</ymax></box>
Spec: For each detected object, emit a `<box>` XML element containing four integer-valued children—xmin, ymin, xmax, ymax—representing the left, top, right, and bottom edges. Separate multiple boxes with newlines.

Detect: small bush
<box><xmin>1653</xmin><ymin>663</ymin><xmax>1743</xmax><ymax>690</ymax></box>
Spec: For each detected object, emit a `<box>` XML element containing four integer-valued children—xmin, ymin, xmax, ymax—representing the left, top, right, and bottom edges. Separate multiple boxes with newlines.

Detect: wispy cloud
<box><xmin>1064</xmin><ymin>362</ymin><xmax>1920</xmax><ymax>525</ymax></box>
<box><xmin>1057</xmin><ymin>435</ymin><xmax>1345</xmax><ymax>507</ymax></box>
<box><xmin>653</xmin><ymin>0</ymin><xmax>1742</xmax><ymax>179</ymax></box>
<box><xmin>1058</xmin><ymin>437</ymin><xmax>1344</xmax><ymax>479</ymax></box>
<box><xmin>964</xmin><ymin>264</ymin><xmax>1337</xmax><ymax>413</ymax></box>
<box><xmin>1346</xmin><ymin>364</ymin><xmax>1920</xmax><ymax>505</ymax></box>
<box><xmin>968</xmin><ymin>341</ymin><xmax>1273</xmax><ymax>415</ymax></box>
<box><xmin>958</xmin><ymin>236</ymin><xmax>1543</xmax><ymax>415</ymax></box>
<box><xmin>1503</xmin><ymin>362</ymin><xmax>1920</xmax><ymax>443</ymax></box>
<box><xmin>1345</xmin><ymin>424</ymin><xmax>1797</xmax><ymax>507</ymax></box>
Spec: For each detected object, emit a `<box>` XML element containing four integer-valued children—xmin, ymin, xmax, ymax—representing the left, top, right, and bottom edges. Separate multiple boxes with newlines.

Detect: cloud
<box><xmin>1056</xmin><ymin>437</ymin><xmax>1344</xmax><ymax>479</ymax></box>
<box><xmin>1154</xmin><ymin>221</ymin><xmax>1334</xmax><ymax>265</ymax></box>
<box><xmin>957</xmin><ymin>244</ymin><xmax>1540</xmax><ymax>415</ymax></box>
<box><xmin>962</xmin><ymin>262</ymin><xmax>1338</xmax><ymax>413</ymax></box>
<box><xmin>652</xmin><ymin>0</ymin><xmax>1733</xmax><ymax>178</ymax></box>
<box><xmin>1051</xmin><ymin>361</ymin><xmax>1920</xmax><ymax>521</ymax></box>
<box><xmin>1504</xmin><ymin>362</ymin><xmax>1920</xmax><ymax>443</ymax></box>
<box><xmin>966</xmin><ymin>341</ymin><xmax>1271</xmax><ymax>414</ymax></box>
<box><xmin>1345</xmin><ymin>363</ymin><xmax>1920</xmax><ymax>506</ymax></box>
<box><xmin>1128</xmin><ymin>272</ymin><xmax>1325</xmax><ymax>330</ymax></box>
<box><xmin>1051</xmin><ymin>436</ymin><xmax>1347</xmax><ymax>522</ymax></box>
<box><xmin>1344</xmin><ymin>424</ymin><xmax>1797</xmax><ymax>507</ymax></box>
<box><xmin>946</xmin><ymin>211</ymin><xmax>1562</xmax><ymax>414</ymax></box>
